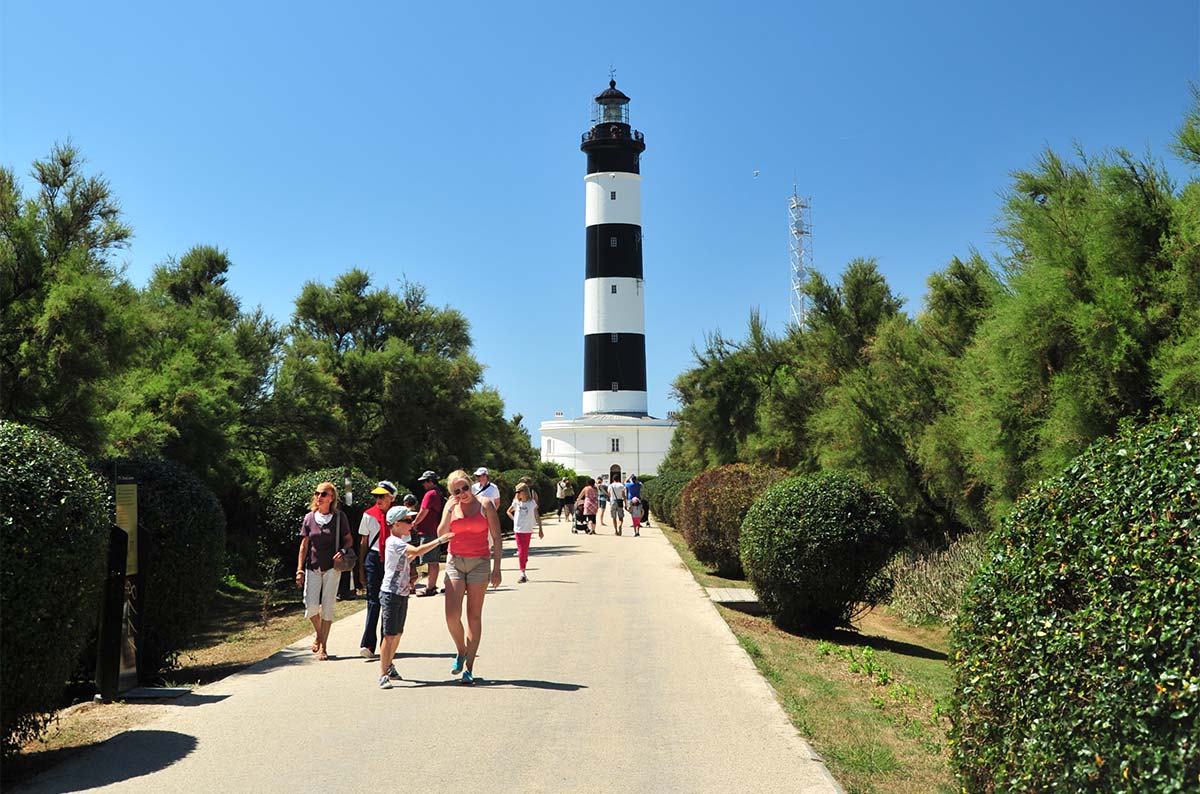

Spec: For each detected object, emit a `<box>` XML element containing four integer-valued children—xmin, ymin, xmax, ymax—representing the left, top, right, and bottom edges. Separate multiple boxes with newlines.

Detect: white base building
<box><xmin>540</xmin><ymin>412</ymin><xmax>676</xmax><ymax>482</ymax></box>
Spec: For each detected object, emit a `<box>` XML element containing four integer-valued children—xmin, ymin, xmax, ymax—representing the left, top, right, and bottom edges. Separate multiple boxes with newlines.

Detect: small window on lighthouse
<box><xmin>610</xmin><ymin>236</ymin><xmax>617</xmax><ymax>248</ymax></box>
<box><xmin>610</xmin><ymin>191</ymin><xmax>617</xmax><ymax>200</ymax></box>
<box><xmin>611</xmin><ymin>285</ymin><xmax>617</xmax><ymax>294</ymax></box>
<box><xmin>611</xmin><ymin>333</ymin><xmax>618</xmax><ymax>342</ymax></box>
<box><xmin>611</xmin><ymin>381</ymin><xmax>619</xmax><ymax>391</ymax></box>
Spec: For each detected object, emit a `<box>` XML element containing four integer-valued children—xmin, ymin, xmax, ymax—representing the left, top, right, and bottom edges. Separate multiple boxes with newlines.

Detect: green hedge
<box><xmin>0</xmin><ymin>423</ymin><xmax>111</xmax><ymax>753</ymax></box>
<box><xmin>676</xmin><ymin>464</ymin><xmax>787</xmax><ymax>577</ymax></box>
<box><xmin>951</xmin><ymin>412</ymin><xmax>1200</xmax><ymax>791</ymax></box>
<box><xmin>264</xmin><ymin>467</ymin><xmax>373</xmax><ymax>562</ymax></box>
<box><xmin>108</xmin><ymin>457</ymin><xmax>226</xmax><ymax>673</ymax></box>
<box><xmin>640</xmin><ymin>470</ymin><xmax>695</xmax><ymax>526</ymax></box>
<box><xmin>739</xmin><ymin>472</ymin><xmax>903</xmax><ymax>631</ymax></box>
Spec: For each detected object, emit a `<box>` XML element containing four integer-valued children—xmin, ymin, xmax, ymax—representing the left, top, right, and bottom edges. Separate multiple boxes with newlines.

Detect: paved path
<box><xmin>17</xmin><ymin>516</ymin><xmax>842</xmax><ymax>793</ymax></box>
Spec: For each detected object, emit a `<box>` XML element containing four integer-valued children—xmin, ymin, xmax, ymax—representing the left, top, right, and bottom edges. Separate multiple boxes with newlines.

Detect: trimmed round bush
<box><xmin>641</xmin><ymin>470</ymin><xmax>695</xmax><ymax>526</ymax></box>
<box><xmin>108</xmin><ymin>457</ymin><xmax>226</xmax><ymax>673</ymax></box>
<box><xmin>264</xmin><ymin>467</ymin><xmax>373</xmax><ymax>561</ymax></box>
<box><xmin>677</xmin><ymin>464</ymin><xmax>787</xmax><ymax>577</ymax></box>
<box><xmin>1</xmin><ymin>423</ymin><xmax>110</xmax><ymax>753</ymax></box>
<box><xmin>951</xmin><ymin>412</ymin><xmax>1200</xmax><ymax>791</ymax></box>
<box><xmin>739</xmin><ymin>472</ymin><xmax>903</xmax><ymax>631</ymax></box>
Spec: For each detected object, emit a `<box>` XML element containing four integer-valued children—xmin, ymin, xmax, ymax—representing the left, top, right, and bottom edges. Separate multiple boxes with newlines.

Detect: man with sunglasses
<box><xmin>357</xmin><ymin>480</ymin><xmax>397</xmax><ymax>659</ymax></box>
<box><xmin>471</xmin><ymin>467</ymin><xmax>500</xmax><ymax>510</ymax></box>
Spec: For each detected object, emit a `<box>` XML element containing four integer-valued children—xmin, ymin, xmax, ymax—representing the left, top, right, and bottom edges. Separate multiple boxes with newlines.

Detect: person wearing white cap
<box><xmin>471</xmin><ymin>467</ymin><xmax>500</xmax><ymax>509</ymax></box>
<box><xmin>357</xmin><ymin>480</ymin><xmax>397</xmax><ymax>658</ymax></box>
<box><xmin>376</xmin><ymin>505</ymin><xmax>454</xmax><ymax>689</ymax></box>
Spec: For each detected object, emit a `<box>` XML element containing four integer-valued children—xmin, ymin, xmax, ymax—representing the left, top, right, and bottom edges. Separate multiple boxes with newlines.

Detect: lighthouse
<box><xmin>581</xmin><ymin>80</ymin><xmax>647</xmax><ymax>415</ymax></box>
<box><xmin>540</xmin><ymin>79</ymin><xmax>676</xmax><ymax>480</ymax></box>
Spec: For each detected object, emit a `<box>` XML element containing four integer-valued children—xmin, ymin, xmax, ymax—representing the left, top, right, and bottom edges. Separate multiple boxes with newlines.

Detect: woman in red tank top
<box><xmin>436</xmin><ymin>468</ymin><xmax>502</xmax><ymax>684</ymax></box>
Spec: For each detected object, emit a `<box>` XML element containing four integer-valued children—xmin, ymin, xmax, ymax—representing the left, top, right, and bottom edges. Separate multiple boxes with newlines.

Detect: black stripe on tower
<box><xmin>582</xmin><ymin>122</ymin><xmax>645</xmax><ymax>174</ymax></box>
<box><xmin>583</xmin><ymin>333</ymin><xmax>647</xmax><ymax>392</ymax></box>
<box><xmin>585</xmin><ymin>224</ymin><xmax>643</xmax><ymax>279</ymax></box>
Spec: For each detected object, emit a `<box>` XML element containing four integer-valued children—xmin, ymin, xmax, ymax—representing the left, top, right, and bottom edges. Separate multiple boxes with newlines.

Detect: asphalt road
<box><xmin>16</xmin><ymin>515</ymin><xmax>842</xmax><ymax>794</ymax></box>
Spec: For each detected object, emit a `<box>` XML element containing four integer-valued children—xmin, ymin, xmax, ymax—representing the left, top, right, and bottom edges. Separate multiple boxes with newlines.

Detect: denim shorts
<box><xmin>380</xmin><ymin>591</ymin><xmax>409</xmax><ymax>636</ymax></box>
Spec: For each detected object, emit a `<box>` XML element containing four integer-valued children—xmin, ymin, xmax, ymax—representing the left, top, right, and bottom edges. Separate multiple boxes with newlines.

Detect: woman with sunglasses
<box><xmin>296</xmin><ymin>481</ymin><xmax>354</xmax><ymax>660</ymax></box>
<box><xmin>436</xmin><ymin>469</ymin><xmax>502</xmax><ymax>684</ymax></box>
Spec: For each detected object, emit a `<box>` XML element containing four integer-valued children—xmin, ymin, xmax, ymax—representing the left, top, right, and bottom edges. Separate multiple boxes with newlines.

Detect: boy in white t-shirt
<box><xmin>377</xmin><ymin>506</ymin><xmax>453</xmax><ymax>689</ymax></box>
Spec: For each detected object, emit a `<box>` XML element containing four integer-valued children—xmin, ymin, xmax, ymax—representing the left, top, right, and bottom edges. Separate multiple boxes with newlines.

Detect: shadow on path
<box><xmin>400</xmin><ymin>678</ymin><xmax>587</xmax><ymax>691</ymax></box>
<box><xmin>817</xmin><ymin>628</ymin><xmax>948</xmax><ymax>661</ymax></box>
<box><xmin>14</xmin><ymin>730</ymin><xmax>197</xmax><ymax>794</ymax></box>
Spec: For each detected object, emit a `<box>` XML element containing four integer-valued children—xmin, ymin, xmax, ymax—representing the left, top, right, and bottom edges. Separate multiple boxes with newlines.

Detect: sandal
<box><xmin>312</xmin><ymin>641</ymin><xmax>320</xmax><ymax>653</ymax></box>
<box><xmin>318</xmin><ymin>650</ymin><xmax>329</xmax><ymax>661</ymax></box>
<box><xmin>417</xmin><ymin>587</ymin><xmax>439</xmax><ymax>597</ymax></box>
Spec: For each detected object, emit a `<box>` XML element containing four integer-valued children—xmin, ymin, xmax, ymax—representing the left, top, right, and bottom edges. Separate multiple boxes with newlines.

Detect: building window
<box><xmin>611</xmin><ymin>438</ymin><xmax>620</xmax><ymax>453</ymax></box>
<box><xmin>611</xmin><ymin>333</ymin><xmax>618</xmax><ymax>342</ymax></box>
<box><xmin>610</xmin><ymin>191</ymin><xmax>617</xmax><ymax>200</ymax></box>
<box><xmin>611</xmin><ymin>284</ymin><xmax>617</xmax><ymax>294</ymax></box>
<box><xmin>546</xmin><ymin>439</ymin><xmax>553</xmax><ymax>454</ymax></box>
<box><xmin>611</xmin><ymin>381</ymin><xmax>619</xmax><ymax>391</ymax></box>
<box><xmin>610</xmin><ymin>236</ymin><xmax>617</xmax><ymax>248</ymax></box>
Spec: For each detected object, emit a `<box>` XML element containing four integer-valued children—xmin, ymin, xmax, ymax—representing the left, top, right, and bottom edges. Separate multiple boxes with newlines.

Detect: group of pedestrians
<box><xmin>561</xmin><ymin>473</ymin><xmax>647</xmax><ymax>537</ymax></box>
<box><xmin>295</xmin><ymin>466</ymin><xmax>545</xmax><ymax>688</ymax></box>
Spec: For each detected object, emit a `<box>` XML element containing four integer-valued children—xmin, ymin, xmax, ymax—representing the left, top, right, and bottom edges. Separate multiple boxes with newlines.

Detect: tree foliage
<box><xmin>664</xmin><ymin>98</ymin><xmax>1200</xmax><ymax>546</ymax></box>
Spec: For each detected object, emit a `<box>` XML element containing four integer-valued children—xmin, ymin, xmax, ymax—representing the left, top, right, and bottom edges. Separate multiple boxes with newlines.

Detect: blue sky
<box><xmin>3</xmin><ymin>0</ymin><xmax>1197</xmax><ymax>443</ymax></box>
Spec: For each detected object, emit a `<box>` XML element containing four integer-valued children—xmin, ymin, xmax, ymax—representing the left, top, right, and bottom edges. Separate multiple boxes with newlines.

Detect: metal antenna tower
<box><xmin>788</xmin><ymin>186</ymin><xmax>812</xmax><ymax>328</ymax></box>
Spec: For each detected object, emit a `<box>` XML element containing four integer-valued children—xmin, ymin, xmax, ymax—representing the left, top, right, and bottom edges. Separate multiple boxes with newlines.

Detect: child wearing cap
<box><xmin>629</xmin><ymin>497</ymin><xmax>643</xmax><ymax>537</ymax></box>
<box><xmin>377</xmin><ymin>505</ymin><xmax>453</xmax><ymax>689</ymax></box>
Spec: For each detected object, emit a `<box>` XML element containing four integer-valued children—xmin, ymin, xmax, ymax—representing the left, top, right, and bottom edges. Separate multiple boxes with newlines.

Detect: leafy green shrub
<box><xmin>740</xmin><ymin>472</ymin><xmax>903</xmax><ymax>631</ymax></box>
<box><xmin>0</xmin><ymin>423</ymin><xmax>111</xmax><ymax>753</ymax></box>
<box><xmin>106</xmin><ymin>457</ymin><xmax>226</xmax><ymax>673</ymax></box>
<box><xmin>886</xmin><ymin>533</ymin><xmax>986</xmax><ymax>625</ymax></box>
<box><xmin>676</xmin><ymin>464</ymin><xmax>787</xmax><ymax>577</ymax></box>
<box><xmin>951</xmin><ymin>412</ymin><xmax>1200</xmax><ymax>791</ymax></box>
<box><xmin>263</xmin><ymin>467</ymin><xmax>373</xmax><ymax>562</ymax></box>
<box><xmin>641</xmin><ymin>470</ymin><xmax>695</xmax><ymax>526</ymax></box>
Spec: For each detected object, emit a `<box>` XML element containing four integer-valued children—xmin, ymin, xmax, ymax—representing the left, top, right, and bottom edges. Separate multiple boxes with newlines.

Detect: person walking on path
<box><xmin>596</xmin><ymin>475</ymin><xmax>608</xmax><ymax>527</ymax></box>
<box><xmin>624</xmin><ymin>474</ymin><xmax>641</xmax><ymax>508</ymax></box>
<box><xmin>295</xmin><ymin>481</ymin><xmax>354</xmax><ymax>661</ymax></box>
<box><xmin>357</xmin><ymin>480</ymin><xmax>397</xmax><ymax>658</ymax></box>
<box><xmin>558</xmin><ymin>477</ymin><xmax>575</xmax><ymax>519</ymax></box>
<box><xmin>439</xmin><ymin>469</ymin><xmax>502</xmax><ymax>684</ymax></box>
<box><xmin>607</xmin><ymin>477</ymin><xmax>627</xmax><ymax>535</ymax></box>
<box><xmin>376</xmin><ymin>505</ymin><xmax>454</xmax><ymax>689</ymax></box>
<box><xmin>412</xmin><ymin>471</ymin><xmax>444</xmax><ymax>596</ymax></box>
<box><xmin>471</xmin><ymin>467</ymin><xmax>501</xmax><ymax>509</ymax></box>
<box><xmin>507</xmin><ymin>482</ymin><xmax>543</xmax><ymax>583</ymax></box>
<box><xmin>577</xmin><ymin>477</ymin><xmax>599</xmax><ymax>534</ymax></box>
<box><xmin>629</xmin><ymin>496</ymin><xmax>643</xmax><ymax>537</ymax></box>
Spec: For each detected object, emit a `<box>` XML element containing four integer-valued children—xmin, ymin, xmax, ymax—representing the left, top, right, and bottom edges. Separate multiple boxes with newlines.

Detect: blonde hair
<box><xmin>309</xmin><ymin>481</ymin><xmax>339</xmax><ymax>512</ymax></box>
<box><xmin>446</xmin><ymin>469</ymin><xmax>470</xmax><ymax>491</ymax></box>
<box><xmin>515</xmin><ymin>482</ymin><xmax>530</xmax><ymax>495</ymax></box>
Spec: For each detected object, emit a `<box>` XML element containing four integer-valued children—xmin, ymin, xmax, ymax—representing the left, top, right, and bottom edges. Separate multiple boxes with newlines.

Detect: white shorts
<box><xmin>303</xmin><ymin>568</ymin><xmax>339</xmax><ymax>621</ymax></box>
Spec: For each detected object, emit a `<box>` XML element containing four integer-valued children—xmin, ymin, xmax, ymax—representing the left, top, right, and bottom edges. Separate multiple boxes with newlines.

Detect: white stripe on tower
<box><xmin>581</xmin><ymin>79</ymin><xmax>647</xmax><ymax>416</ymax></box>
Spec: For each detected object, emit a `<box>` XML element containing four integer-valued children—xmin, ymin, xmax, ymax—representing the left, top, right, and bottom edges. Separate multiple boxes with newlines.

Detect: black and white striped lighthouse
<box><xmin>581</xmin><ymin>79</ymin><xmax>648</xmax><ymax>416</ymax></box>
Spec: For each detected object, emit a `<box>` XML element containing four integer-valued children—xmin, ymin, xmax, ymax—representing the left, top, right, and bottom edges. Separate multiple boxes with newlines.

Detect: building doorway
<box><xmin>609</xmin><ymin>464</ymin><xmax>622</xmax><ymax>484</ymax></box>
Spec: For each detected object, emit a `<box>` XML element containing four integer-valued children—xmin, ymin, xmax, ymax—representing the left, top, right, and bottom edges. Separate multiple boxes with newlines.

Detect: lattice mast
<box><xmin>788</xmin><ymin>187</ymin><xmax>812</xmax><ymax>328</ymax></box>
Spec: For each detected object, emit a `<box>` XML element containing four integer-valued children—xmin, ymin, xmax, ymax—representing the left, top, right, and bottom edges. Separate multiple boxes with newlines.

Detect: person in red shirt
<box><xmin>412</xmin><ymin>471</ymin><xmax>444</xmax><ymax>596</ymax></box>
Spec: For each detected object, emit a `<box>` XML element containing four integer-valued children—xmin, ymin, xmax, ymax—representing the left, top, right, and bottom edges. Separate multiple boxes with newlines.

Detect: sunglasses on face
<box><xmin>314</xmin><ymin>490</ymin><xmax>330</xmax><ymax>497</ymax></box>
<box><xmin>452</xmin><ymin>486</ymin><xmax>471</xmax><ymax>495</ymax></box>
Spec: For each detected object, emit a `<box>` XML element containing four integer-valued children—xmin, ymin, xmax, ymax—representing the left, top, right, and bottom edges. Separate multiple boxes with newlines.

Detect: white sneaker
<box><xmin>360</xmin><ymin>647</ymin><xmax>374</xmax><ymax>659</ymax></box>
<box><xmin>379</xmin><ymin>675</ymin><xmax>392</xmax><ymax>689</ymax></box>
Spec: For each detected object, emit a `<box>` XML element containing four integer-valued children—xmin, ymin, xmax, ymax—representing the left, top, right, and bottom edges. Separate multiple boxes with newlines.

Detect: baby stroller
<box><xmin>572</xmin><ymin>502</ymin><xmax>591</xmax><ymax>534</ymax></box>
